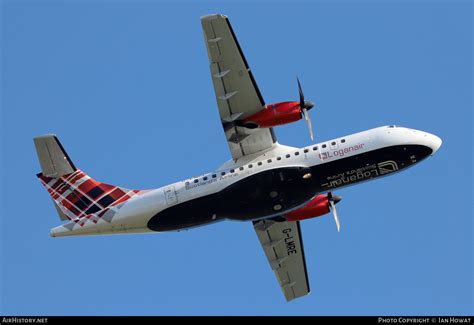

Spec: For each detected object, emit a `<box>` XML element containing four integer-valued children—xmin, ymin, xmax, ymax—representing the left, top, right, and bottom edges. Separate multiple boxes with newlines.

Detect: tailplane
<box><xmin>34</xmin><ymin>135</ymin><xmax>76</xmax><ymax>178</ymax></box>
<box><xmin>34</xmin><ymin>135</ymin><xmax>143</xmax><ymax>222</ymax></box>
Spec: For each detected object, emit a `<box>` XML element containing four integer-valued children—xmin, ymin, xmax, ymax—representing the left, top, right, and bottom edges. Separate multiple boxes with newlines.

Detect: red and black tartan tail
<box><xmin>37</xmin><ymin>170</ymin><xmax>142</xmax><ymax>221</ymax></box>
<box><xmin>34</xmin><ymin>135</ymin><xmax>142</xmax><ymax>221</ymax></box>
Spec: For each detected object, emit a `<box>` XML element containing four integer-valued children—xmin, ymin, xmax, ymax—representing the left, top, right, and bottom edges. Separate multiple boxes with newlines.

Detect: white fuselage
<box><xmin>51</xmin><ymin>125</ymin><xmax>441</xmax><ymax>237</ymax></box>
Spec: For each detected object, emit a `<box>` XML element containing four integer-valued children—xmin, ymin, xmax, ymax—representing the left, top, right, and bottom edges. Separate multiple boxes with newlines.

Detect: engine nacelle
<box><xmin>285</xmin><ymin>194</ymin><xmax>331</xmax><ymax>222</ymax></box>
<box><xmin>240</xmin><ymin>101</ymin><xmax>302</xmax><ymax>128</ymax></box>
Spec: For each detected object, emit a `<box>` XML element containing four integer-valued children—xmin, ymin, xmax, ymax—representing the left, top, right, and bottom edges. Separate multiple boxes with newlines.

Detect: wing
<box><xmin>201</xmin><ymin>14</ymin><xmax>276</xmax><ymax>160</ymax></box>
<box><xmin>253</xmin><ymin>219</ymin><xmax>310</xmax><ymax>301</ymax></box>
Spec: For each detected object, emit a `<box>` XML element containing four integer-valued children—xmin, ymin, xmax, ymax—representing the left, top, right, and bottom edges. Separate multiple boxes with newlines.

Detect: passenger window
<box><xmin>230</xmin><ymin>169</ymin><xmax>234</xmax><ymax>173</ymax></box>
<box><xmin>331</xmin><ymin>141</ymin><xmax>336</xmax><ymax>146</ymax></box>
<box><xmin>258</xmin><ymin>162</ymin><xmax>262</xmax><ymax>166</ymax></box>
<box><xmin>193</xmin><ymin>179</ymin><xmax>198</xmax><ymax>183</ymax></box>
<box><xmin>295</xmin><ymin>152</ymin><xmax>299</xmax><ymax>156</ymax></box>
<box><xmin>221</xmin><ymin>172</ymin><xmax>226</xmax><ymax>176</ymax></box>
<box><xmin>313</xmin><ymin>146</ymin><xmax>318</xmax><ymax>151</ymax></box>
<box><xmin>248</xmin><ymin>164</ymin><xmax>253</xmax><ymax>168</ymax></box>
<box><xmin>304</xmin><ymin>149</ymin><xmax>309</xmax><ymax>153</ymax></box>
<box><xmin>277</xmin><ymin>157</ymin><xmax>281</xmax><ymax>161</ymax></box>
<box><xmin>341</xmin><ymin>139</ymin><xmax>346</xmax><ymax>143</ymax></box>
<box><xmin>239</xmin><ymin>167</ymin><xmax>244</xmax><ymax>171</ymax></box>
<box><xmin>212</xmin><ymin>174</ymin><xmax>217</xmax><ymax>178</ymax></box>
<box><xmin>203</xmin><ymin>176</ymin><xmax>208</xmax><ymax>181</ymax></box>
<box><xmin>286</xmin><ymin>154</ymin><xmax>290</xmax><ymax>158</ymax></box>
<box><xmin>322</xmin><ymin>144</ymin><xmax>327</xmax><ymax>148</ymax></box>
<box><xmin>267</xmin><ymin>159</ymin><xmax>272</xmax><ymax>163</ymax></box>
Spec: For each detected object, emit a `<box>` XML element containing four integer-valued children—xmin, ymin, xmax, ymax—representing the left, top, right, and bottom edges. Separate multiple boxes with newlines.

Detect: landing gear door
<box><xmin>164</xmin><ymin>185</ymin><xmax>178</xmax><ymax>206</ymax></box>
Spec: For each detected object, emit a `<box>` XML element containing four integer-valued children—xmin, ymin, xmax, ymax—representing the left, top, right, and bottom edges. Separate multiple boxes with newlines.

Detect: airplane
<box><xmin>34</xmin><ymin>14</ymin><xmax>442</xmax><ymax>302</ymax></box>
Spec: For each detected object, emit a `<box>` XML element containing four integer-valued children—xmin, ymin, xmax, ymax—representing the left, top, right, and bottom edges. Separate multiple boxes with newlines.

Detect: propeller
<box><xmin>297</xmin><ymin>77</ymin><xmax>315</xmax><ymax>141</ymax></box>
<box><xmin>327</xmin><ymin>192</ymin><xmax>342</xmax><ymax>232</ymax></box>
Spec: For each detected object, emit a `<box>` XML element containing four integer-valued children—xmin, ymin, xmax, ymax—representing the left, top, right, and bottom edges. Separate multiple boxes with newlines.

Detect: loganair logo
<box><xmin>321</xmin><ymin>160</ymin><xmax>400</xmax><ymax>189</ymax></box>
<box><xmin>319</xmin><ymin>143</ymin><xmax>365</xmax><ymax>160</ymax></box>
<box><xmin>377</xmin><ymin>160</ymin><xmax>399</xmax><ymax>175</ymax></box>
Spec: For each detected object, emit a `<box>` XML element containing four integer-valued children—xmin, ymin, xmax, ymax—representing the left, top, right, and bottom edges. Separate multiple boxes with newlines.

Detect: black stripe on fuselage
<box><xmin>310</xmin><ymin>144</ymin><xmax>432</xmax><ymax>193</ymax></box>
<box><xmin>148</xmin><ymin>166</ymin><xmax>315</xmax><ymax>231</ymax></box>
<box><xmin>147</xmin><ymin>144</ymin><xmax>433</xmax><ymax>232</ymax></box>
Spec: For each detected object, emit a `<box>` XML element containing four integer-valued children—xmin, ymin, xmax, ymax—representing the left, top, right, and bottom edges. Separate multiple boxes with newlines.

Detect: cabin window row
<box><xmin>309</xmin><ymin>138</ymin><xmax>346</xmax><ymax>151</ymax></box>
<box><xmin>186</xmin><ymin>138</ymin><xmax>347</xmax><ymax>185</ymax></box>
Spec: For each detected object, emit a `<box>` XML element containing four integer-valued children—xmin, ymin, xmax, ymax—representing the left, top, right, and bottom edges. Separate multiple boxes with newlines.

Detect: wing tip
<box><xmin>296</xmin><ymin>221</ymin><xmax>311</xmax><ymax>293</ymax></box>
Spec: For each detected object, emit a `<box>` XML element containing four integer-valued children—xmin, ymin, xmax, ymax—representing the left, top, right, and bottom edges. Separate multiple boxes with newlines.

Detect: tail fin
<box><xmin>34</xmin><ymin>135</ymin><xmax>142</xmax><ymax>222</ymax></box>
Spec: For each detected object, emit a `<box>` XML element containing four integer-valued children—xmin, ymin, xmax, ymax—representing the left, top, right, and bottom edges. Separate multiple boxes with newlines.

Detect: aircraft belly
<box><xmin>147</xmin><ymin>144</ymin><xmax>432</xmax><ymax>232</ymax></box>
<box><xmin>147</xmin><ymin>166</ymin><xmax>316</xmax><ymax>231</ymax></box>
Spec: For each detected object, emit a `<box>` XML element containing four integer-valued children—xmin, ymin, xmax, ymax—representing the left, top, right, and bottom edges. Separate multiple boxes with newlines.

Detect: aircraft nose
<box><xmin>428</xmin><ymin>133</ymin><xmax>442</xmax><ymax>155</ymax></box>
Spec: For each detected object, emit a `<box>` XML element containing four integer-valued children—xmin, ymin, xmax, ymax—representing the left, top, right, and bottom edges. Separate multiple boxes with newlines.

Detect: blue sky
<box><xmin>1</xmin><ymin>0</ymin><xmax>472</xmax><ymax>316</ymax></box>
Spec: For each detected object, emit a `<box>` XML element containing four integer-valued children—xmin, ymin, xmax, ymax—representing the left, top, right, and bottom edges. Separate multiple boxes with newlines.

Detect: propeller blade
<box><xmin>302</xmin><ymin>108</ymin><xmax>314</xmax><ymax>141</ymax></box>
<box><xmin>327</xmin><ymin>192</ymin><xmax>342</xmax><ymax>232</ymax></box>
<box><xmin>329</xmin><ymin>200</ymin><xmax>341</xmax><ymax>232</ymax></box>
<box><xmin>329</xmin><ymin>200</ymin><xmax>341</xmax><ymax>233</ymax></box>
<box><xmin>297</xmin><ymin>77</ymin><xmax>304</xmax><ymax>107</ymax></box>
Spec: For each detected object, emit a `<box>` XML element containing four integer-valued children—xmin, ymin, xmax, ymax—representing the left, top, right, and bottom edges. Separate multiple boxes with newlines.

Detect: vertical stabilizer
<box><xmin>34</xmin><ymin>135</ymin><xmax>144</xmax><ymax>224</ymax></box>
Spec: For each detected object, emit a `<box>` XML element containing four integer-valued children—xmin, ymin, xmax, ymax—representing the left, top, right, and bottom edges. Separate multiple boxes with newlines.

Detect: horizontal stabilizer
<box><xmin>34</xmin><ymin>135</ymin><xmax>76</xmax><ymax>178</ymax></box>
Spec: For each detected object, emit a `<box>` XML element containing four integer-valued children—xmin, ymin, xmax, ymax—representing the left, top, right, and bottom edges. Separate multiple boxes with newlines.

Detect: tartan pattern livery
<box><xmin>38</xmin><ymin>169</ymin><xmax>143</xmax><ymax>226</ymax></box>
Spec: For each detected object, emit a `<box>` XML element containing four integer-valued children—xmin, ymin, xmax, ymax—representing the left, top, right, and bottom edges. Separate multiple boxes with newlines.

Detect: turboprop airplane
<box><xmin>34</xmin><ymin>14</ymin><xmax>442</xmax><ymax>302</ymax></box>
